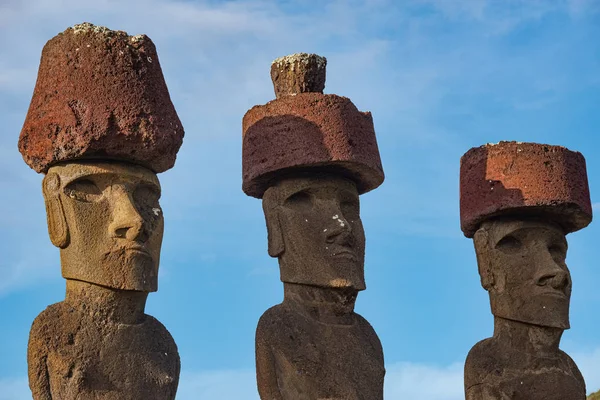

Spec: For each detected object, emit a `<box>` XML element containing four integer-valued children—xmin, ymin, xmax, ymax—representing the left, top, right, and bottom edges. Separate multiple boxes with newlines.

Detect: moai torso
<box><xmin>459</xmin><ymin>142</ymin><xmax>592</xmax><ymax>400</ymax></box>
<box><xmin>465</xmin><ymin>337</ymin><xmax>585</xmax><ymax>400</ymax></box>
<box><xmin>256</xmin><ymin>302</ymin><xmax>384</xmax><ymax>400</ymax></box>
<box><xmin>242</xmin><ymin>54</ymin><xmax>386</xmax><ymax>399</ymax></box>
<box><xmin>29</xmin><ymin>302</ymin><xmax>179</xmax><ymax>400</ymax></box>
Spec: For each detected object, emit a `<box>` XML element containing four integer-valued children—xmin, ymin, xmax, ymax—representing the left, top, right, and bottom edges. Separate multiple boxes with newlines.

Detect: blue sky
<box><xmin>1</xmin><ymin>0</ymin><xmax>599</xmax><ymax>398</ymax></box>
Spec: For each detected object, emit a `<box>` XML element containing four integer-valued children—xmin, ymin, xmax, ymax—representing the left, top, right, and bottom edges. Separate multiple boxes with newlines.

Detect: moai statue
<box><xmin>19</xmin><ymin>23</ymin><xmax>184</xmax><ymax>399</ymax></box>
<box><xmin>460</xmin><ymin>142</ymin><xmax>592</xmax><ymax>400</ymax></box>
<box><xmin>242</xmin><ymin>53</ymin><xmax>386</xmax><ymax>400</ymax></box>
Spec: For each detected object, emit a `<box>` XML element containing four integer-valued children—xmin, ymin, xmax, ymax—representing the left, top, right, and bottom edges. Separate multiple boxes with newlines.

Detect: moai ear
<box><xmin>42</xmin><ymin>173</ymin><xmax>70</xmax><ymax>248</ymax></box>
<box><xmin>473</xmin><ymin>228</ymin><xmax>494</xmax><ymax>291</ymax></box>
<box><xmin>262</xmin><ymin>189</ymin><xmax>285</xmax><ymax>258</ymax></box>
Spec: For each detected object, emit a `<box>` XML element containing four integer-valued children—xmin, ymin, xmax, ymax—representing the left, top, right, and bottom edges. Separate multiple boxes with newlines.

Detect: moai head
<box><xmin>242</xmin><ymin>53</ymin><xmax>384</xmax><ymax>291</ymax></box>
<box><xmin>42</xmin><ymin>162</ymin><xmax>164</xmax><ymax>291</ymax></box>
<box><xmin>460</xmin><ymin>142</ymin><xmax>592</xmax><ymax>329</ymax></box>
<box><xmin>262</xmin><ymin>173</ymin><xmax>366</xmax><ymax>290</ymax></box>
<box><xmin>19</xmin><ymin>23</ymin><xmax>184</xmax><ymax>292</ymax></box>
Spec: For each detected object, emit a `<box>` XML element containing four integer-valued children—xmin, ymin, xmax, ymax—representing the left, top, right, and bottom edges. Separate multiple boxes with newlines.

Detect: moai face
<box><xmin>473</xmin><ymin>218</ymin><xmax>571</xmax><ymax>329</ymax></box>
<box><xmin>42</xmin><ymin>161</ymin><xmax>164</xmax><ymax>292</ymax></box>
<box><xmin>263</xmin><ymin>173</ymin><xmax>366</xmax><ymax>291</ymax></box>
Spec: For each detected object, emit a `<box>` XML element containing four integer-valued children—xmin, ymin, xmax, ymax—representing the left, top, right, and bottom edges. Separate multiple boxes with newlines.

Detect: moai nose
<box><xmin>109</xmin><ymin>189</ymin><xmax>147</xmax><ymax>242</ymax></box>
<box><xmin>325</xmin><ymin>207</ymin><xmax>353</xmax><ymax>244</ymax></box>
<box><xmin>535</xmin><ymin>253</ymin><xmax>570</xmax><ymax>293</ymax></box>
<box><xmin>536</xmin><ymin>268</ymin><xmax>570</xmax><ymax>291</ymax></box>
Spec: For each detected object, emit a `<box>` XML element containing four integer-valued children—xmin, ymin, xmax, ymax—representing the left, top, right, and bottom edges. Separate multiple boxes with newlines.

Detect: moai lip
<box><xmin>19</xmin><ymin>22</ymin><xmax>184</xmax><ymax>173</ymax></box>
<box><xmin>244</xmin><ymin>54</ymin><xmax>385</xmax><ymax>399</ymax></box>
<box><xmin>23</xmin><ymin>23</ymin><xmax>181</xmax><ymax>400</ymax></box>
<box><xmin>461</xmin><ymin>141</ymin><xmax>590</xmax><ymax>400</ymax></box>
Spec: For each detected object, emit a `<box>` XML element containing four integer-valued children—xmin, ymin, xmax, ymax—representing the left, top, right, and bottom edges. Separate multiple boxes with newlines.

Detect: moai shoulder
<box><xmin>243</xmin><ymin>53</ymin><xmax>385</xmax><ymax>400</ymax></box>
<box><xmin>465</xmin><ymin>337</ymin><xmax>585</xmax><ymax>400</ymax></box>
<box><xmin>460</xmin><ymin>142</ymin><xmax>591</xmax><ymax>400</ymax></box>
<box><xmin>20</xmin><ymin>23</ymin><xmax>183</xmax><ymax>400</ymax></box>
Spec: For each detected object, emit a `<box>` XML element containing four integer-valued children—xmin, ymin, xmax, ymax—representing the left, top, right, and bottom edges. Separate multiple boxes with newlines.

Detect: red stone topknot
<box><xmin>460</xmin><ymin>141</ymin><xmax>592</xmax><ymax>238</ymax></box>
<box><xmin>19</xmin><ymin>22</ymin><xmax>184</xmax><ymax>173</ymax></box>
<box><xmin>242</xmin><ymin>53</ymin><xmax>384</xmax><ymax>198</ymax></box>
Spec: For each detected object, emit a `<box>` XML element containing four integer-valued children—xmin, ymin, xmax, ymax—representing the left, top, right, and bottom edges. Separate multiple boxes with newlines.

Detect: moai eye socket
<box><xmin>340</xmin><ymin>192</ymin><xmax>360</xmax><ymax>221</ymax></box>
<box><xmin>548</xmin><ymin>242</ymin><xmax>567</xmax><ymax>263</ymax></box>
<box><xmin>133</xmin><ymin>183</ymin><xmax>162</xmax><ymax>221</ymax></box>
<box><xmin>64</xmin><ymin>179</ymin><xmax>103</xmax><ymax>203</ymax></box>
<box><xmin>495</xmin><ymin>235</ymin><xmax>522</xmax><ymax>254</ymax></box>
<box><xmin>134</xmin><ymin>184</ymin><xmax>161</xmax><ymax>207</ymax></box>
<box><xmin>284</xmin><ymin>190</ymin><xmax>313</xmax><ymax>211</ymax></box>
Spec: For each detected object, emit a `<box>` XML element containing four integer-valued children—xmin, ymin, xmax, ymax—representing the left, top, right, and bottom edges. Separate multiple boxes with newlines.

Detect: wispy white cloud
<box><xmin>414</xmin><ymin>0</ymin><xmax>599</xmax><ymax>29</ymax></box>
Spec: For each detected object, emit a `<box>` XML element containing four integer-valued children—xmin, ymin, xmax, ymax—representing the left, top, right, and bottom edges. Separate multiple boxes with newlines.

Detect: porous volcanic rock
<box><xmin>270</xmin><ymin>53</ymin><xmax>327</xmax><ymax>98</ymax></box>
<box><xmin>19</xmin><ymin>22</ymin><xmax>184</xmax><ymax>173</ymax></box>
<box><xmin>242</xmin><ymin>93</ymin><xmax>384</xmax><ymax>198</ymax></box>
<box><xmin>460</xmin><ymin>141</ymin><xmax>592</xmax><ymax>237</ymax></box>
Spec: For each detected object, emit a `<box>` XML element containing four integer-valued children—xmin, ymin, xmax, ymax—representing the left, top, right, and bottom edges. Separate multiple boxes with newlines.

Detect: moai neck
<box><xmin>493</xmin><ymin>316</ymin><xmax>563</xmax><ymax>357</ymax></box>
<box><xmin>283</xmin><ymin>282</ymin><xmax>357</xmax><ymax>326</ymax></box>
<box><xmin>65</xmin><ymin>280</ymin><xmax>148</xmax><ymax>325</ymax></box>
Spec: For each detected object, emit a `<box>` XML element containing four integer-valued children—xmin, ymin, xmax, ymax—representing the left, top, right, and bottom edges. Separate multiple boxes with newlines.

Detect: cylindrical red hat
<box><xmin>242</xmin><ymin>53</ymin><xmax>384</xmax><ymax>198</ymax></box>
<box><xmin>19</xmin><ymin>22</ymin><xmax>184</xmax><ymax>173</ymax></box>
<box><xmin>460</xmin><ymin>141</ymin><xmax>592</xmax><ymax>238</ymax></box>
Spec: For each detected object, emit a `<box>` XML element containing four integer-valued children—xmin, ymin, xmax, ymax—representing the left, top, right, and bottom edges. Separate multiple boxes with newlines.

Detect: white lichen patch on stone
<box><xmin>71</xmin><ymin>22</ymin><xmax>114</xmax><ymax>36</ymax></box>
<box><xmin>130</xmin><ymin>34</ymin><xmax>146</xmax><ymax>43</ymax></box>
<box><xmin>152</xmin><ymin>208</ymin><xmax>161</xmax><ymax>216</ymax></box>
<box><xmin>271</xmin><ymin>53</ymin><xmax>327</xmax><ymax>69</ymax></box>
<box><xmin>332</xmin><ymin>214</ymin><xmax>345</xmax><ymax>227</ymax></box>
<box><xmin>485</xmin><ymin>141</ymin><xmax>525</xmax><ymax>147</ymax></box>
<box><xmin>329</xmin><ymin>278</ymin><xmax>351</xmax><ymax>288</ymax></box>
<box><xmin>68</xmin><ymin>22</ymin><xmax>147</xmax><ymax>45</ymax></box>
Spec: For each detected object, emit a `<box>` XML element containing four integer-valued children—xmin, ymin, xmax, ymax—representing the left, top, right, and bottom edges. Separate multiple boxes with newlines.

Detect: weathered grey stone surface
<box><xmin>461</xmin><ymin>142</ymin><xmax>591</xmax><ymax>400</ymax></box>
<box><xmin>19</xmin><ymin>22</ymin><xmax>184</xmax><ymax>173</ymax></box>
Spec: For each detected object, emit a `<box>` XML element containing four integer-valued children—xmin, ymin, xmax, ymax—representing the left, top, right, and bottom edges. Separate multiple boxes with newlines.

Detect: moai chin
<box><xmin>242</xmin><ymin>53</ymin><xmax>386</xmax><ymax>400</ymax></box>
<box><xmin>19</xmin><ymin>23</ymin><xmax>184</xmax><ymax>400</ymax></box>
<box><xmin>460</xmin><ymin>142</ymin><xmax>592</xmax><ymax>400</ymax></box>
